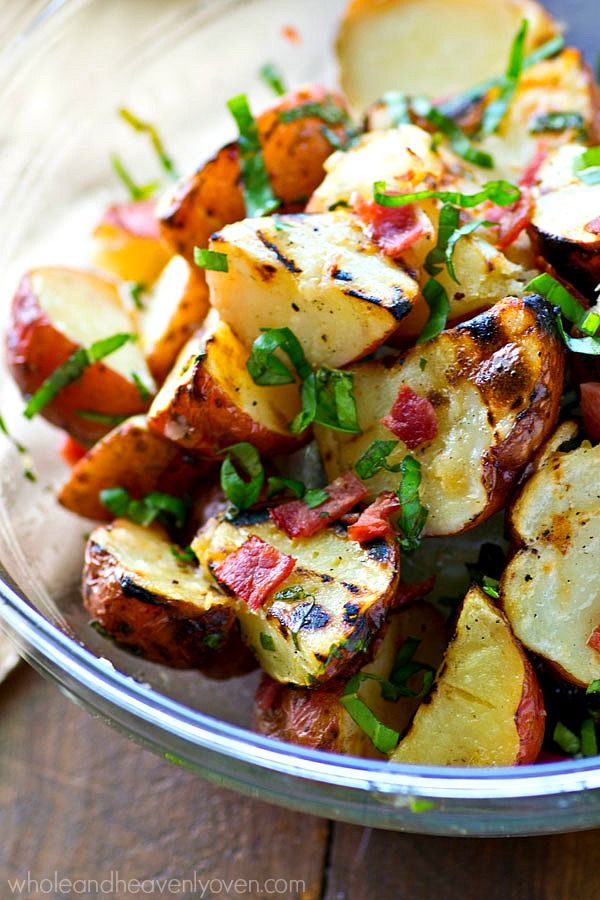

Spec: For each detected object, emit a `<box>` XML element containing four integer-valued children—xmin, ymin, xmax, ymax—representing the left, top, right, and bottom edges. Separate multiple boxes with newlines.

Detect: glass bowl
<box><xmin>0</xmin><ymin>0</ymin><xmax>599</xmax><ymax>836</ymax></box>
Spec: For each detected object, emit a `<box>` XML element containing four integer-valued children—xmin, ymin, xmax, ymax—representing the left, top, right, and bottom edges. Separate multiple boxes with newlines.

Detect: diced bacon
<box><xmin>581</xmin><ymin>382</ymin><xmax>600</xmax><ymax>442</ymax></box>
<box><xmin>585</xmin><ymin>216</ymin><xmax>600</xmax><ymax>236</ymax></box>
<box><xmin>348</xmin><ymin>492</ymin><xmax>401</xmax><ymax>543</ymax></box>
<box><xmin>60</xmin><ymin>435</ymin><xmax>88</xmax><ymax>466</ymax></box>
<box><xmin>485</xmin><ymin>189</ymin><xmax>533</xmax><ymax>250</ymax></box>
<box><xmin>270</xmin><ymin>471</ymin><xmax>368</xmax><ymax>538</ymax></box>
<box><xmin>587</xmin><ymin>625</ymin><xmax>600</xmax><ymax>655</ymax></box>
<box><xmin>354</xmin><ymin>194</ymin><xmax>431</xmax><ymax>258</ymax></box>
<box><xmin>255</xmin><ymin>676</ymin><xmax>283</xmax><ymax>712</ymax></box>
<box><xmin>393</xmin><ymin>576</ymin><xmax>437</xmax><ymax>608</ymax></box>
<box><xmin>382</xmin><ymin>384</ymin><xmax>438</xmax><ymax>449</ymax></box>
<box><xmin>519</xmin><ymin>142</ymin><xmax>548</xmax><ymax>189</ymax></box>
<box><xmin>214</xmin><ymin>535</ymin><xmax>296</xmax><ymax>612</ymax></box>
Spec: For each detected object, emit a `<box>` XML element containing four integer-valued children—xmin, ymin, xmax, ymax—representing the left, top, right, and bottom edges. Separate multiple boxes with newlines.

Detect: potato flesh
<box><xmin>503</xmin><ymin>444</ymin><xmax>600</xmax><ymax>685</ymax></box>
<box><xmin>206</xmin><ymin>212</ymin><xmax>420</xmax><ymax>367</ymax></box>
<box><xmin>32</xmin><ymin>267</ymin><xmax>155</xmax><ymax>393</ymax></box>
<box><xmin>391</xmin><ymin>587</ymin><xmax>526</xmax><ymax>766</ymax></box>
<box><xmin>337</xmin><ymin>0</ymin><xmax>558</xmax><ymax>111</ymax></box>
<box><xmin>534</xmin><ymin>183</ymin><xmax>600</xmax><ymax>247</ymax></box>
<box><xmin>192</xmin><ymin>515</ymin><xmax>398</xmax><ymax>686</ymax></box>
<box><xmin>139</xmin><ymin>256</ymin><xmax>207</xmax><ymax>356</ymax></box>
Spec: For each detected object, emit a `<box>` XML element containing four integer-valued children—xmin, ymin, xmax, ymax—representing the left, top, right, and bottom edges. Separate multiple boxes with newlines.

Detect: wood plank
<box><xmin>0</xmin><ymin>665</ymin><xmax>328</xmax><ymax>900</ymax></box>
<box><xmin>324</xmin><ymin>823</ymin><xmax>600</xmax><ymax>900</ymax></box>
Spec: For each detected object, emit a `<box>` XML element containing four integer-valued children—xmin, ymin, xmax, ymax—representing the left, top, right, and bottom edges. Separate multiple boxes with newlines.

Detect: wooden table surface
<box><xmin>0</xmin><ymin>662</ymin><xmax>599</xmax><ymax>900</ymax></box>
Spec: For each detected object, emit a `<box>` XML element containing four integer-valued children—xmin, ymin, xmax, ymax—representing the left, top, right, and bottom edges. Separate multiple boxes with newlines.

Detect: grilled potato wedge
<box><xmin>6</xmin><ymin>267</ymin><xmax>156</xmax><ymax>445</ymax></box>
<box><xmin>139</xmin><ymin>256</ymin><xmax>210</xmax><ymax>384</ymax></box>
<box><xmin>207</xmin><ymin>211</ymin><xmax>421</xmax><ymax>367</ymax></box>
<box><xmin>337</xmin><ymin>0</ymin><xmax>558</xmax><ymax>112</ymax></box>
<box><xmin>147</xmin><ymin>315</ymin><xmax>303</xmax><ymax>457</ymax></box>
<box><xmin>530</xmin><ymin>144</ymin><xmax>600</xmax><ymax>295</ymax></box>
<box><xmin>254</xmin><ymin>602</ymin><xmax>447</xmax><ymax>756</ymax></box>
<box><xmin>192</xmin><ymin>511</ymin><xmax>400</xmax><ymax>686</ymax></box>
<box><xmin>391</xmin><ymin>586</ymin><xmax>545</xmax><ymax>766</ymax></box>
<box><xmin>83</xmin><ymin>519</ymin><xmax>237</xmax><ymax>668</ymax></box>
<box><xmin>58</xmin><ymin>415</ymin><xmax>207</xmax><ymax>521</ymax></box>
<box><xmin>316</xmin><ymin>295</ymin><xmax>564</xmax><ymax>536</ymax></box>
<box><xmin>157</xmin><ymin>85</ymin><xmax>351</xmax><ymax>263</ymax></box>
<box><xmin>502</xmin><ymin>441</ymin><xmax>600</xmax><ymax>687</ymax></box>
<box><xmin>91</xmin><ymin>200</ymin><xmax>172</xmax><ymax>284</ymax></box>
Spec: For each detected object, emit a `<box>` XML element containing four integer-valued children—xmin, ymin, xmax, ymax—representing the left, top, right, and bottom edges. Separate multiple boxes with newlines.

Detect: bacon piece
<box><xmin>587</xmin><ymin>625</ymin><xmax>600</xmax><ymax>655</ymax></box>
<box><xmin>585</xmin><ymin>216</ymin><xmax>600</xmax><ymax>236</ymax></box>
<box><xmin>393</xmin><ymin>576</ymin><xmax>437</xmax><ymax>608</ymax></box>
<box><xmin>354</xmin><ymin>195</ymin><xmax>430</xmax><ymax>258</ymax></box>
<box><xmin>485</xmin><ymin>189</ymin><xmax>533</xmax><ymax>250</ymax></box>
<box><xmin>60</xmin><ymin>435</ymin><xmax>88</xmax><ymax>466</ymax></box>
<box><xmin>271</xmin><ymin>471</ymin><xmax>368</xmax><ymax>538</ymax></box>
<box><xmin>581</xmin><ymin>382</ymin><xmax>600</xmax><ymax>442</ymax></box>
<box><xmin>382</xmin><ymin>384</ymin><xmax>438</xmax><ymax>449</ymax></box>
<box><xmin>519</xmin><ymin>142</ymin><xmax>548</xmax><ymax>189</ymax></box>
<box><xmin>214</xmin><ymin>535</ymin><xmax>296</xmax><ymax>612</ymax></box>
<box><xmin>348</xmin><ymin>492</ymin><xmax>400</xmax><ymax>543</ymax></box>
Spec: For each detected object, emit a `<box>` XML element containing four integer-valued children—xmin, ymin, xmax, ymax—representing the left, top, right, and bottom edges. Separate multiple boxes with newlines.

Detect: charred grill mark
<box><xmin>256</xmin><ymin>230</ymin><xmax>302</xmax><ymax>273</ymax></box>
<box><xmin>366</xmin><ymin>539</ymin><xmax>391</xmax><ymax>562</ymax></box>
<box><xmin>458</xmin><ymin>310</ymin><xmax>501</xmax><ymax>348</ymax></box>
<box><xmin>343</xmin><ymin>287</ymin><xmax>412</xmax><ymax>321</ymax></box>
<box><xmin>343</xmin><ymin>602</ymin><xmax>361</xmax><ymax>624</ymax></box>
<box><xmin>330</xmin><ymin>266</ymin><xmax>353</xmax><ymax>282</ymax></box>
<box><xmin>290</xmin><ymin>601</ymin><xmax>330</xmax><ymax>632</ymax></box>
<box><xmin>340</xmin><ymin>582</ymin><xmax>361</xmax><ymax>594</ymax></box>
<box><xmin>119</xmin><ymin>575</ymin><xmax>168</xmax><ymax>606</ymax></box>
<box><xmin>523</xmin><ymin>293</ymin><xmax>559</xmax><ymax>336</ymax></box>
<box><xmin>228</xmin><ymin>509</ymin><xmax>270</xmax><ymax>527</ymax></box>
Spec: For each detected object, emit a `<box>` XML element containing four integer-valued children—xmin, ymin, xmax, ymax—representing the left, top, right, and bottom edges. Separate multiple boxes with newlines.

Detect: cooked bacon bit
<box><xmin>587</xmin><ymin>624</ymin><xmax>600</xmax><ymax>655</ymax></box>
<box><xmin>382</xmin><ymin>384</ymin><xmax>438</xmax><ymax>449</ymax></box>
<box><xmin>485</xmin><ymin>189</ymin><xmax>533</xmax><ymax>250</ymax></box>
<box><xmin>585</xmin><ymin>216</ymin><xmax>600</xmax><ymax>236</ymax></box>
<box><xmin>354</xmin><ymin>194</ymin><xmax>430</xmax><ymax>258</ymax></box>
<box><xmin>60</xmin><ymin>435</ymin><xmax>88</xmax><ymax>466</ymax></box>
<box><xmin>393</xmin><ymin>576</ymin><xmax>437</xmax><ymax>608</ymax></box>
<box><xmin>348</xmin><ymin>492</ymin><xmax>400</xmax><ymax>543</ymax></box>
<box><xmin>281</xmin><ymin>24</ymin><xmax>301</xmax><ymax>43</ymax></box>
<box><xmin>581</xmin><ymin>382</ymin><xmax>600</xmax><ymax>442</ymax></box>
<box><xmin>214</xmin><ymin>536</ymin><xmax>295</xmax><ymax>612</ymax></box>
<box><xmin>519</xmin><ymin>142</ymin><xmax>548</xmax><ymax>189</ymax></box>
<box><xmin>255</xmin><ymin>675</ymin><xmax>283</xmax><ymax>712</ymax></box>
<box><xmin>271</xmin><ymin>471</ymin><xmax>368</xmax><ymax>538</ymax></box>
<box><xmin>101</xmin><ymin>200</ymin><xmax>159</xmax><ymax>238</ymax></box>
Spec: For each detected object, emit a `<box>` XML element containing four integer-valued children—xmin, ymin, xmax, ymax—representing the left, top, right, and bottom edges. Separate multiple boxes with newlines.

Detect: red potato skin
<box><xmin>514</xmin><ymin>644</ymin><xmax>546</xmax><ymax>764</ymax></box>
<box><xmin>158</xmin><ymin>85</ymin><xmax>350</xmax><ymax>262</ymax></box>
<box><xmin>92</xmin><ymin>200</ymin><xmax>172</xmax><ymax>283</ymax></box>
<box><xmin>6</xmin><ymin>273</ymin><xmax>151</xmax><ymax>445</ymax></box>
<box><xmin>100</xmin><ymin>200</ymin><xmax>162</xmax><ymax>238</ymax></box>
<box><xmin>254</xmin><ymin>676</ymin><xmax>345</xmax><ymax>751</ymax></box>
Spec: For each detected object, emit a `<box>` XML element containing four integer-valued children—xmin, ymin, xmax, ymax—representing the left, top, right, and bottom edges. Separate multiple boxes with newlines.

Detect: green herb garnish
<box><xmin>131</xmin><ymin>371</ymin><xmax>152</xmax><ymax>403</ymax></box>
<box><xmin>553</xmin><ymin>721</ymin><xmax>581</xmax><ymax>756</ymax></box>
<box><xmin>110</xmin><ymin>153</ymin><xmax>159</xmax><ymax>201</ymax></box>
<box><xmin>259</xmin><ymin>632</ymin><xmax>276</xmax><ymax>651</ymax></box>
<box><xmin>411</xmin><ymin>96</ymin><xmax>493</xmax><ymax>168</ymax></box>
<box><xmin>247</xmin><ymin>327</ymin><xmax>311</xmax><ymax>385</ymax></box>
<box><xmin>0</xmin><ymin>413</ymin><xmax>36</xmax><ymax>481</ymax></box>
<box><xmin>381</xmin><ymin>91</ymin><xmax>411</xmax><ymax>126</ymax></box>
<box><xmin>396</xmin><ymin>456</ymin><xmax>428</xmax><ymax>551</ymax></box>
<box><xmin>355</xmin><ymin>440</ymin><xmax>401</xmax><ymax>479</ymax></box>
<box><xmin>220</xmin><ymin>442</ymin><xmax>264</xmax><ymax>511</ymax></box>
<box><xmin>445</xmin><ymin>219</ymin><xmax>494</xmax><ymax>283</ymax></box>
<box><xmin>170</xmin><ymin>545</ymin><xmax>198</xmax><ymax>564</ymax></box>
<box><xmin>125</xmin><ymin>281</ymin><xmax>147</xmax><ymax>311</ymax></box>
<box><xmin>525</xmin><ymin>273</ymin><xmax>600</xmax><ymax>355</ymax></box>
<box><xmin>303</xmin><ymin>488</ymin><xmax>329</xmax><ymax>508</ymax></box>
<box><xmin>340</xmin><ymin>679</ymin><xmax>401</xmax><ymax>753</ymax></box>
<box><xmin>479</xmin><ymin>20</ymin><xmax>528</xmax><ymax>136</ymax></box>
<box><xmin>193</xmin><ymin>247</ymin><xmax>229</xmax><ymax>272</ymax></box>
<box><xmin>227</xmin><ymin>93</ymin><xmax>279</xmax><ymax>217</ymax></box>
<box><xmin>418</xmin><ymin>278</ymin><xmax>450</xmax><ymax>344</ymax></box>
<box><xmin>482</xmin><ymin>576</ymin><xmax>500</xmax><ymax>600</ymax></box>
<box><xmin>587</xmin><ymin>680</ymin><xmax>600</xmax><ymax>695</ymax></box>
<box><xmin>373</xmin><ymin>179</ymin><xmax>520</xmax><ymax>209</ymax></box>
<box><xmin>529</xmin><ymin>111</ymin><xmax>585</xmax><ymax>134</ymax></box>
<box><xmin>274</xmin><ymin>584</ymin><xmax>314</xmax><ymax>602</ymax></box>
<box><xmin>573</xmin><ymin>146</ymin><xmax>600</xmax><ymax>185</ymax></box>
<box><xmin>279</xmin><ymin>98</ymin><xmax>349</xmax><ymax>126</ymax></box>
<box><xmin>267</xmin><ymin>475</ymin><xmax>306</xmax><ymax>499</ymax></box>
<box><xmin>24</xmin><ymin>333</ymin><xmax>136</xmax><ymax>419</ymax></box>
<box><xmin>76</xmin><ymin>411</ymin><xmax>129</xmax><ymax>426</ymax></box>
<box><xmin>580</xmin><ymin>718</ymin><xmax>598</xmax><ymax>758</ymax></box>
<box><xmin>259</xmin><ymin>63</ymin><xmax>286</xmax><ymax>96</ymax></box>
<box><xmin>118</xmin><ymin>107</ymin><xmax>179</xmax><ymax>180</ymax></box>
<box><xmin>100</xmin><ymin>487</ymin><xmax>188</xmax><ymax>528</ymax></box>
<box><xmin>290</xmin><ymin>367</ymin><xmax>361</xmax><ymax>435</ymax></box>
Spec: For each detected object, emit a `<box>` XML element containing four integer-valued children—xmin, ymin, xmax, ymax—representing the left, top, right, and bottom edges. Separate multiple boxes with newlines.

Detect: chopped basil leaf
<box><xmin>131</xmin><ymin>371</ymin><xmax>152</xmax><ymax>403</ymax></box>
<box><xmin>529</xmin><ymin>111</ymin><xmax>585</xmax><ymax>134</ymax></box>
<box><xmin>355</xmin><ymin>439</ymin><xmax>401</xmax><ymax>479</ymax></box>
<box><xmin>482</xmin><ymin>575</ymin><xmax>500</xmax><ymax>600</ymax></box>
<box><xmin>279</xmin><ymin>98</ymin><xmax>349</xmax><ymax>126</ymax></box>
<box><xmin>220</xmin><ymin>441</ymin><xmax>264</xmax><ymax>511</ymax></box>
<box><xmin>340</xmin><ymin>679</ymin><xmax>400</xmax><ymax>753</ymax></box>
<box><xmin>373</xmin><ymin>179</ymin><xmax>520</xmax><ymax>209</ymax></box>
<box><xmin>23</xmin><ymin>333</ymin><xmax>136</xmax><ymax>419</ymax></box>
<box><xmin>445</xmin><ymin>219</ymin><xmax>494</xmax><ymax>283</ymax></box>
<box><xmin>170</xmin><ymin>545</ymin><xmax>198</xmax><ymax>564</ymax></box>
<box><xmin>227</xmin><ymin>93</ymin><xmax>279</xmax><ymax>217</ymax></box>
<box><xmin>100</xmin><ymin>486</ymin><xmax>131</xmax><ymax>517</ymax></box>
<box><xmin>580</xmin><ymin>310</ymin><xmax>600</xmax><ymax>336</ymax></box>
<box><xmin>419</xmin><ymin>357</ymin><xmax>427</xmax><ymax>372</ymax></box>
<box><xmin>110</xmin><ymin>153</ymin><xmax>159</xmax><ymax>201</ymax></box>
<box><xmin>203</xmin><ymin>632</ymin><xmax>225</xmax><ymax>650</ymax></box>
<box><xmin>525</xmin><ymin>273</ymin><xmax>600</xmax><ymax>355</ymax></box>
<box><xmin>290</xmin><ymin>368</ymin><xmax>361</xmax><ymax>435</ymax></box>
<box><xmin>587</xmin><ymin>680</ymin><xmax>600</xmax><ymax>695</ymax></box>
<box><xmin>303</xmin><ymin>488</ymin><xmax>329</xmax><ymax>509</ymax></box>
<box><xmin>267</xmin><ymin>475</ymin><xmax>306</xmax><ymax>499</ymax></box>
<box><xmin>194</xmin><ymin>247</ymin><xmax>229</xmax><ymax>272</ymax></box>
<box><xmin>580</xmin><ymin>718</ymin><xmax>598</xmax><ymax>758</ymax></box>
<box><xmin>557</xmin><ymin>319</ymin><xmax>600</xmax><ymax>355</ymax></box>
<box><xmin>247</xmin><ymin>327</ymin><xmax>311</xmax><ymax>385</ymax></box>
<box><xmin>125</xmin><ymin>281</ymin><xmax>147</xmax><ymax>311</ymax></box>
<box><xmin>259</xmin><ymin>62</ymin><xmax>287</xmax><ymax>96</ymax></box>
<box><xmin>0</xmin><ymin>413</ymin><xmax>36</xmax><ymax>481</ymax></box>
<box><xmin>524</xmin><ymin>35</ymin><xmax>565</xmax><ymax>68</ymax></box>
<box><xmin>328</xmin><ymin>199</ymin><xmax>351</xmax><ymax>211</ymax></box>
<box><xmin>573</xmin><ymin>146</ymin><xmax>600</xmax><ymax>185</ymax></box>
<box><xmin>259</xmin><ymin>632</ymin><xmax>276</xmax><ymax>651</ymax></box>
<box><xmin>141</xmin><ymin>491</ymin><xmax>187</xmax><ymax>528</ymax></box>
<box><xmin>274</xmin><ymin>584</ymin><xmax>314</xmax><ymax>602</ymax></box>
<box><xmin>100</xmin><ymin>486</ymin><xmax>188</xmax><ymax>528</ymax></box>
<box><xmin>553</xmin><ymin>721</ymin><xmax>581</xmax><ymax>756</ymax></box>
<box><xmin>381</xmin><ymin>91</ymin><xmax>411</xmax><ymax>126</ymax></box>
<box><xmin>321</xmin><ymin>126</ymin><xmax>348</xmax><ymax>150</ymax></box>
<box><xmin>396</xmin><ymin>456</ymin><xmax>428</xmax><ymax>551</ymax></box>
<box><xmin>0</xmin><ymin>413</ymin><xmax>26</xmax><ymax>454</ymax></box>
<box><xmin>424</xmin><ymin>204</ymin><xmax>460</xmax><ymax>277</ymax></box>
<box><xmin>479</xmin><ymin>20</ymin><xmax>528</xmax><ymax>136</ymax></box>
<box><xmin>411</xmin><ymin>96</ymin><xmax>493</xmax><ymax>168</ymax></box>
<box><xmin>77</xmin><ymin>410</ymin><xmax>129</xmax><ymax>426</ymax></box>
<box><xmin>418</xmin><ymin>278</ymin><xmax>450</xmax><ymax>344</ymax></box>
<box><xmin>118</xmin><ymin>107</ymin><xmax>179</xmax><ymax>180</ymax></box>
<box><xmin>388</xmin><ymin>637</ymin><xmax>435</xmax><ymax>698</ymax></box>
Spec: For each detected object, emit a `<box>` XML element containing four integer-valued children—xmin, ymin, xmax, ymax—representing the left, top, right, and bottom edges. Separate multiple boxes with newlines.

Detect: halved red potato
<box><xmin>6</xmin><ymin>267</ymin><xmax>156</xmax><ymax>445</ymax></box>
<box><xmin>336</xmin><ymin>0</ymin><xmax>558</xmax><ymax>112</ymax></box>
<box><xmin>157</xmin><ymin>85</ymin><xmax>351</xmax><ymax>263</ymax></box>
<box><xmin>530</xmin><ymin>144</ymin><xmax>600</xmax><ymax>295</ymax></box>
<box><xmin>83</xmin><ymin>519</ymin><xmax>244</xmax><ymax>671</ymax></box>
<box><xmin>390</xmin><ymin>586</ymin><xmax>545</xmax><ymax>766</ymax></box>
<box><xmin>91</xmin><ymin>200</ymin><xmax>172</xmax><ymax>284</ymax></box>
<box><xmin>192</xmin><ymin>511</ymin><xmax>400</xmax><ymax>686</ymax></box>
<box><xmin>147</xmin><ymin>314</ymin><xmax>303</xmax><ymax>457</ymax></box>
<box><xmin>255</xmin><ymin>602</ymin><xmax>447</xmax><ymax>757</ymax></box>
<box><xmin>316</xmin><ymin>295</ymin><xmax>564</xmax><ymax>536</ymax></box>
<box><xmin>207</xmin><ymin>211</ymin><xmax>421</xmax><ymax>367</ymax></box>
<box><xmin>58</xmin><ymin>415</ymin><xmax>208</xmax><ymax>521</ymax></box>
<box><xmin>502</xmin><ymin>440</ymin><xmax>600</xmax><ymax>687</ymax></box>
<box><xmin>138</xmin><ymin>256</ymin><xmax>210</xmax><ymax>384</ymax></box>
